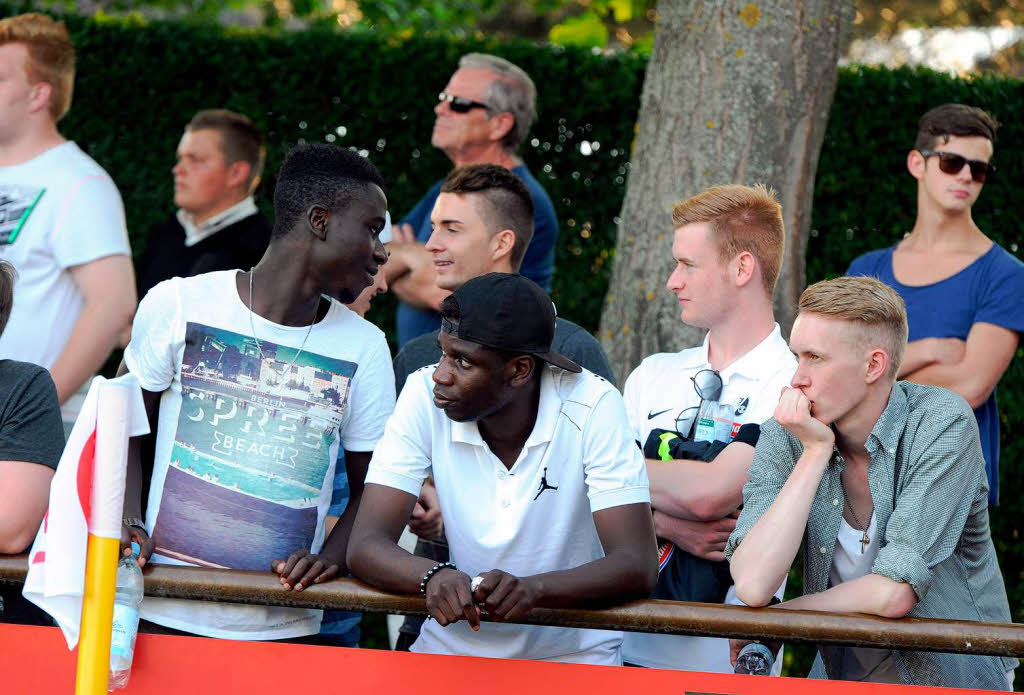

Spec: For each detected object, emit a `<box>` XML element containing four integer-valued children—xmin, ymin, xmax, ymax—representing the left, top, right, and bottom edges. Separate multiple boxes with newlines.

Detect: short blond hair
<box><xmin>798</xmin><ymin>276</ymin><xmax>908</xmax><ymax>381</ymax></box>
<box><xmin>671</xmin><ymin>184</ymin><xmax>785</xmax><ymax>294</ymax></box>
<box><xmin>0</xmin><ymin>13</ymin><xmax>75</xmax><ymax>121</ymax></box>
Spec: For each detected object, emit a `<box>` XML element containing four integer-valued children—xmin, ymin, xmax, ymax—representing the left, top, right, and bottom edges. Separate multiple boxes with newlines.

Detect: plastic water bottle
<box><xmin>734</xmin><ymin>642</ymin><xmax>774</xmax><ymax>675</ymax></box>
<box><xmin>108</xmin><ymin>552</ymin><xmax>144</xmax><ymax>691</ymax></box>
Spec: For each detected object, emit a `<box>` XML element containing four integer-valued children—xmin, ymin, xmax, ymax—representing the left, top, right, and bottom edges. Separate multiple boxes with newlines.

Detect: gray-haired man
<box><xmin>386</xmin><ymin>53</ymin><xmax>559</xmax><ymax>349</ymax></box>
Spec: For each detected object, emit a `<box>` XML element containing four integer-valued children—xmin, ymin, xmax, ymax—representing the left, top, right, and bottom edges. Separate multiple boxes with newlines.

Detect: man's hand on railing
<box><xmin>272</xmin><ymin>550</ymin><xmax>341</xmax><ymax>592</ymax></box>
<box><xmin>120</xmin><ymin>523</ymin><xmax>154</xmax><ymax>568</ymax></box>
<box><xmin>473</xmin><ymin>570</ymin><xmax>542</xmax><ymax>623</ymax></box>
<box><xmin>425</xmin><ymin>567</ymin><xmax>481</xmax><ymax>631</ymax></box>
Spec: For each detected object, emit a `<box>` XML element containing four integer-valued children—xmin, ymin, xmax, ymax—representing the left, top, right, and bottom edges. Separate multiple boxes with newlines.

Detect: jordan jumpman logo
<box><xmin>534</xmin><ymin>466</ymin><xmax>558</xmax><ymax>500</ymax></box>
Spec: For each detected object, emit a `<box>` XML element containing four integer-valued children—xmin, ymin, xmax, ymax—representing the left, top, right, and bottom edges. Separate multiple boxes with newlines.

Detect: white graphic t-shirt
<box><xmin>124</xmin><ymin>271</ymin><xmax>395</xmax><ymax>640</ymax></box>
<box><xmin>0</xmin><ymin>142</ymin><xmax>129</xmax><ymax>370</ymax></box>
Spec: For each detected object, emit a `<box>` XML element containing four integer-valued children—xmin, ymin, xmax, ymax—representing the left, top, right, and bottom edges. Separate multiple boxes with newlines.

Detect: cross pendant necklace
<box><xmin>839</xmin><ymin>470</ymin><xmax>872</xmax><ymax>554</ymax></box>
<box><xmin>845</xmin><ymin>498</ymin><xmax>871</xmax><ymax>554</ymax></box>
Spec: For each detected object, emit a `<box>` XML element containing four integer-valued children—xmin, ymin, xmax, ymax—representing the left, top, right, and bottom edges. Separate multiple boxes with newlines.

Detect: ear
<box><xmin>27</xmin><ymin>82</ymin><xmax>52</xmax><ymax>116</ymax></box>
<box><xmin>733</xmin><ymin>251</ymin><xmax>757</xmax><ymax>288</ymax></box>
<box><xmin>225</xmin><ymin>160</ymin><xmax>252</xmax><ymax>191</ymax></box>
<box><xmin>506</xmin><ymin>354</ymin><xmax>536</xmax><ymax>388</ymax></box>
<box><xmin>488</xmin><ymin>112</ymin><xmax>515</xmax><ymax>143</ymax></box>
<box><xmin>307</xmin><ymin>205</ymin><xmax>329</xmax><ymax>241</ymax></box>
<box><xmin>864</xmin><ymin>347</ymin><xmax>889</xmax><ymax>385</ymax></box>
<box><xmin>907</xmin><ymin>149</ymin><xmax>926</xmax><ymax>181</ymax></box>
<box><xmin>490</xmin><ymin>229</ymin><xmax>516</xmax><ymax>264</ymax></box>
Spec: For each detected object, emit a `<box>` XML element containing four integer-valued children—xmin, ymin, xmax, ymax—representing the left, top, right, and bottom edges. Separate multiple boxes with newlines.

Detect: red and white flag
<box><xmin>22</xmin><ymin>374</ymin><xmax>149</xmax><ymax>648</ymax></box>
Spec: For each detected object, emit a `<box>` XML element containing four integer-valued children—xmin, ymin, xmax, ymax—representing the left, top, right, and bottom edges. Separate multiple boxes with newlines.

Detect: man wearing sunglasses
<box><xmin>847</xmin><ymin>104</ymin><xmax>1024</xmax><ymax>508</ymax></box>
<box><xmin>384</xmin><ymin>53</ymin><xmax>559</xmax><ymax>349</ymax></box>
<box><xmin>620</xmin><ymin>184</ymin><xmax>796</xmax><ymax>673</ymax></box>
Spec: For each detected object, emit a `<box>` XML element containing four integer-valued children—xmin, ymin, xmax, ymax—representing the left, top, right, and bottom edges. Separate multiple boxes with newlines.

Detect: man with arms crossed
<box><xmin>120</xmin><ymin>145</ymin><xmax>395</xmax><ymax>642</ymax></box>
<box><xmin>387</xmin><ymin>53</ymin><xmax>559</xmax><ymax>348</ymax></box>
<box><xmin>348</xmin><ymin>273</ymin><xmax>657</xmax><ymax>664</ymax></box>
<box><xmin>620</xmin><ymin>184</ymin><xmax>795</xmax><ymax>672</ymax></box>
<box><xmin>847</xmin><ymin>104</ymin><xmax>1024</xmax><ymax>506</ymax></box>
<box><xmin>0</xmin><ymin>14</ymin><xmax>135</xmax><ymax>426</ymax></box>
<box><xmin>728</xmin><ymin>276</ymin><xmax>1016</xmax><ymax>688</ymax></box>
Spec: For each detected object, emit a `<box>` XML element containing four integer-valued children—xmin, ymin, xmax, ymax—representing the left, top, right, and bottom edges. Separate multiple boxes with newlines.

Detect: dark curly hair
<box><xmin>271</xmin><ymin>144</ymin><xmax>386</xmax><ymax>239</ymax></box>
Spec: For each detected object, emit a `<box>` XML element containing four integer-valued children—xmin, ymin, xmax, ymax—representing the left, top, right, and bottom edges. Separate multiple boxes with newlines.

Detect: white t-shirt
<box><xmin>124</xmin><ymin>270</ymin><xmax>395</xmax><ymax>640</ymax></box>
<box><xmin>829</xmin><ymin>513</ymin><xmax>901</xmax><ymax>682</ymax></box>
<box><xmin>366</xmin><ymin>365</ymin><xmax>651</xmax><ymax>664</ymax></box>
<box><xmin>620</xmin><ymin>325</ymin><xmax>796</xmax><ymax>672</ymax></box>
<box><xmin>0</xmin><ymin>141</ymin><xmax>130</xmax><ymax>370</ymax></box>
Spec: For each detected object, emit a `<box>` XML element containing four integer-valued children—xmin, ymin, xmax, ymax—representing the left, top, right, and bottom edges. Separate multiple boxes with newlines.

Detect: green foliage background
<box><xmin>8</xmin><ymin>6</ymin><xmax>1024</xmax><ymax>673</ymax></box>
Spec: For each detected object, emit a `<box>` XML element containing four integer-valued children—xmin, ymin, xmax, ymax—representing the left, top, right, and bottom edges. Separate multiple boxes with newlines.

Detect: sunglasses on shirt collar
<box><xmin>438</xmin><ymin>92</ymin><xmax>491</xmax><ymax>114</ymax></box>
<box><xmin>916</xmin><ymin>149</ymin><xmax>995</xmax><ymax>183</ymax></box>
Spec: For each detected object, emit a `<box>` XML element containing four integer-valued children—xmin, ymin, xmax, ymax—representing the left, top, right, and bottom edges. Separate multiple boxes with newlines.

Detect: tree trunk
<box><xmin>599</xmin><ymin>0</ymin><xmax>853</xmax><ymax>382</ymax></box>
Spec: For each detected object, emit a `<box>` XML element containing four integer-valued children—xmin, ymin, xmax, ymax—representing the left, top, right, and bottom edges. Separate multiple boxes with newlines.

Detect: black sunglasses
<box><xmin>438</xmin><ymin>92</ymin><xmax>491</xmax><ymax>114</ymax></box>
<box><xmin>916</xmin><ymin>149</ymin><xmax>995</xmax><ymax>183</ymax></box>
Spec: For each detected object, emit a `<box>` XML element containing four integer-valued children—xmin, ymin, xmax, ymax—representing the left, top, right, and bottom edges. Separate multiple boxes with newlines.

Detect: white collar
<box><xmin>450</xmin><ymin>366</ymin><xmax>561</xmax><ymax>450</ymax></box>
<box><xmin>177</xmin><ymin>196</ymin><xmax>258</xmax><ymax>247</ymax></box>
<box><xmin>678</xmin><ymin>324</ymin><xmax>788</xmax><ymax>380</ymax></box>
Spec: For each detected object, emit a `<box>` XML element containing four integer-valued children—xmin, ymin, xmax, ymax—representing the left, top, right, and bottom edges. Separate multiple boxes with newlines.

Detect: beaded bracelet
<box><xmin>420</xmin><ymin>561</ymin><xmax>457</xmax><ymax>596</ymax></box>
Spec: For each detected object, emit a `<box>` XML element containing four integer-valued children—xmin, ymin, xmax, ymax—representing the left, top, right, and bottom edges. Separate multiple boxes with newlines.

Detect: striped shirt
<box><xmin>726</xmin><ymin>381</ymin><xmax>1016</xmax><ymax>689</ymax></box>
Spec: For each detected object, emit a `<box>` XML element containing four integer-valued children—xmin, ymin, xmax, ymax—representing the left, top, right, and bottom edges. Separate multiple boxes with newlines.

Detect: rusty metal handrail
<box><xmin>2</xmin><ymin>554</ymin><xmax>1022</xmax><ymax>657</ymax></box>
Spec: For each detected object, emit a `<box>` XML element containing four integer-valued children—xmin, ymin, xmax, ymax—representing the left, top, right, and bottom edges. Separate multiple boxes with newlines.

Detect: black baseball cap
<box><xmin>440</xmin><ymin>273</ymin><xmax>582</xmax><ymax>373</ymax></box>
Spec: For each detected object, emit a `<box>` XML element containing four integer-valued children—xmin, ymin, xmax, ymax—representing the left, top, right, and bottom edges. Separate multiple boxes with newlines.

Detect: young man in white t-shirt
<box><xmin>119</xmin><ymin>145</ymin><xmax>395</xmax><ymax>641</ymax></box>
<box><xmin>620</xmin><ymin>184</ymin><xmax>796</xmax><ymax>672</ymax></box>
<box><xmin>348</xmin><ymin>273</ymin><xmax>657</xmax><ymax>664</ymax></box>
<box><xmin>0</xmin><ymin>14</ymin><xmax>135</xmax><ymax>424</ymax></box>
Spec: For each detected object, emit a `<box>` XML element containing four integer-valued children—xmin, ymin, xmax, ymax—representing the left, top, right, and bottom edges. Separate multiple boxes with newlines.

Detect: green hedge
<box><xmin>7</xmin><ymin>4</ymin><xmax>1024</xmax><ymax>645</ymax></box>
<box><xmin>16</xmin><ymin>7</ymin><xmax>646</xmax><ymax>340</ymax></box>
<box><xmin>809</xmin><ymin>63</ymin><xmax>1024</xmax><ymax>643</ymax></box>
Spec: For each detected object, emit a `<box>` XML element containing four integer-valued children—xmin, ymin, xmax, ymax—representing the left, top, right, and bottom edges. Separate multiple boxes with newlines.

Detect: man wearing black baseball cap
<box><xmin>348</xmin><ymin>273</ymin><xmax>657</xmax><ymax>664</ymax></box>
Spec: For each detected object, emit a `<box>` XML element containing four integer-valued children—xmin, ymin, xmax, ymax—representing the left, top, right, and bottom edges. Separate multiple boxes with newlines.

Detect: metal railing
<box><xmin>2</xmin><ymin>554</ymin><xmax>1022</xmax><ymax>657</ymax></box>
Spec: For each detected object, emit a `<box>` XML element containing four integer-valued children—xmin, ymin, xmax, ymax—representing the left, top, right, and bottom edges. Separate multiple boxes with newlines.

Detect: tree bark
<box><xmin>599</xmin><ymin>0</ymin><xmax>853</xmax><ymax>381</ymax></box>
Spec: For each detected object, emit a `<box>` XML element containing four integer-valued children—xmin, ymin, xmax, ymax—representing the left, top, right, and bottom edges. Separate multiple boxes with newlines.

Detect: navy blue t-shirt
<box><xmin>395</xmin><ymin>165</ymin><xmax>559</xmax><ymax>347</ymax></box>
<box><xmin>847</xmin><ymin>243</ymin><xmax>1024</xmax><ymax>505</ymax></box>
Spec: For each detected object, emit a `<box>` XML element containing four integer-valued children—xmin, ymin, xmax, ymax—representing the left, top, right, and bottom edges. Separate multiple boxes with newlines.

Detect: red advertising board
<box><xmin>0</xmin><ymin>624</ymin><xmax>999</xmax><ymax>694</ymax></box>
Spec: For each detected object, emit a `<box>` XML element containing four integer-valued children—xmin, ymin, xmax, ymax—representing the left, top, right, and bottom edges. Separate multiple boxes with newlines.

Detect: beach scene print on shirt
<box><xmin>151</xmin><ymin>322</ymin><xmax>356</xmax><ymax>570</ymax></box>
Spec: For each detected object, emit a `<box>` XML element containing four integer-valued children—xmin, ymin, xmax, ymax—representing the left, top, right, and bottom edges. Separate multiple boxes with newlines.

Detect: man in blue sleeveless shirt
<box><xmin>847</xmin><ymin>104</ymin><xmax>1024</xmax><ymax>506</ymax></box>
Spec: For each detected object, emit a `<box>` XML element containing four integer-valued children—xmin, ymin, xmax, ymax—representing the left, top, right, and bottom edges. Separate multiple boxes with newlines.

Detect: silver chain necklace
<box><xmin>247</xmin><ymin>267</ymin><xmax>318</xmax><ymax>373</ymax></box>
<box><xmin>840</xmin><ymin>474</ymin><xmax>872</xmax><ymax>554</ymax></box>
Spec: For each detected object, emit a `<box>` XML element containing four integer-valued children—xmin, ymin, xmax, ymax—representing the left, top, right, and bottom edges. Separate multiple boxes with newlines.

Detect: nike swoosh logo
<box><xmin>648</xmin><ymin>409</ymin><xmax>672</xmax><ymax>419</ymax></box>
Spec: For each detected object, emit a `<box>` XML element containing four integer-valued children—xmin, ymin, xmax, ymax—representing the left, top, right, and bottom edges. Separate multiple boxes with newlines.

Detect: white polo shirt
<box><xmin>620</xmin><ymin>324</ymin><xmax>795</xmax><ymax>672</ymax></box>
<box><xmin>365</xmin><ymin>364</ymin><xmax>651</xmax><ymax>664</ymax></box>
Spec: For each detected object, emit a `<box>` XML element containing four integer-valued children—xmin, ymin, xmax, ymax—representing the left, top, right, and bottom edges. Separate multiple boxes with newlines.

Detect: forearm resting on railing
<box><xmin>2</xmin><ymin>556</ymin><xmax>1022</xmax><ymax>658</ymax></box>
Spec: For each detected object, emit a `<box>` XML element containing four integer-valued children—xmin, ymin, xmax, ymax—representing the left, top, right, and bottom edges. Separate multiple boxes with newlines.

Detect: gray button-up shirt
<box><xmin>726</xmin><ymin>382</ymin><xmax>1016</xmax><ymax>689</ymax></box>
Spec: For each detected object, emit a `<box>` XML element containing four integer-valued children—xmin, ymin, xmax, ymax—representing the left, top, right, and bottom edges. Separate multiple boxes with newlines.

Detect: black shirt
<box><xmin>136</xmin><ymin>211</ymin><xmax>272</xmax><ymax>299</ymax></box>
